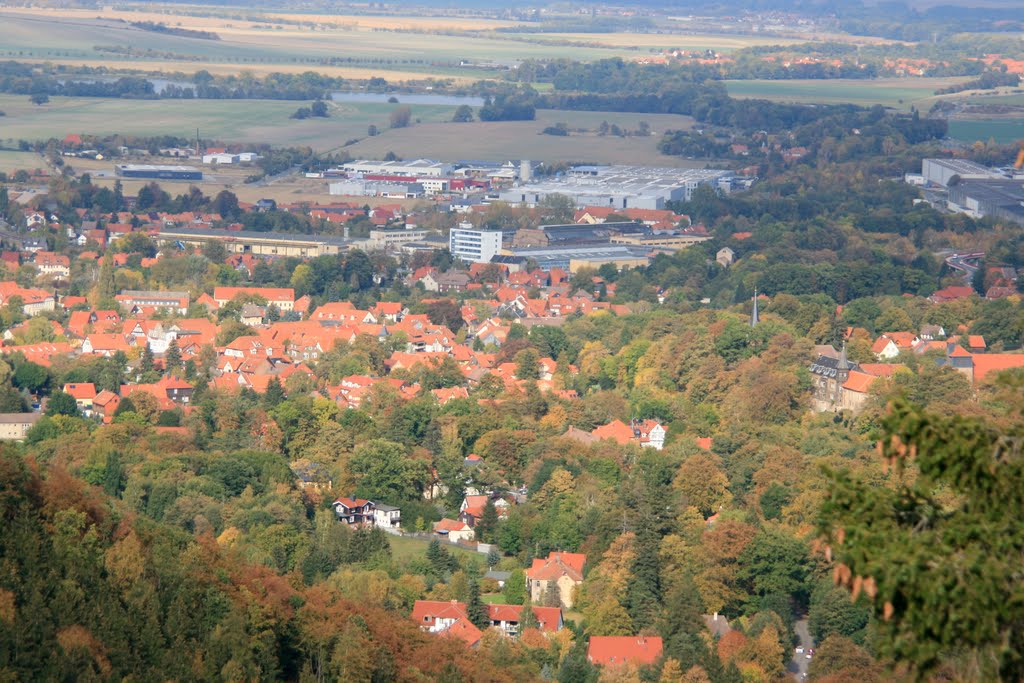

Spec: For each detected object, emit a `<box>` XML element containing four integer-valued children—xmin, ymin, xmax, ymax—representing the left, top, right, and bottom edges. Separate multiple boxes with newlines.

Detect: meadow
<box><xmin>948</xmin><ymin>119</ymin><xmax>1024</xmax><ymax>144</ymax></box>
<box><xmin>341</xmin><ymin>110</ymin><xmax>704</xmax><ymax>166</ymax></box>
<box><xmin>0</xmin><ymin>95</ymin><xmax>457</xmax><ymax>150</ymax></box>
<box><xmin>724</xmin><ymin>77</ymin><xmax>972</xmax><ymax>110</ymax></box>
<box><xmin>0</xmin><ymin>150</ymin><xmax>47</xmax><ymax>174</ymax></box>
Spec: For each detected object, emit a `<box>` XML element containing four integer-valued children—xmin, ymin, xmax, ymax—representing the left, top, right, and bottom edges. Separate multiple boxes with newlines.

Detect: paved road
<box><xmin>788</xmin><ymin>618</ymin><xmax>813</xmax><ymax>681</ymax></box>
<box><xmin>944</xmin><ymin>251</ymin><xmax>984</xmax><ymax>283</ymax></box>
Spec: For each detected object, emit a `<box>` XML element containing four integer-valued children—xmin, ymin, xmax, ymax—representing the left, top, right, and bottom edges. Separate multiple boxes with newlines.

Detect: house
<box><xmin>0</xmin><ymin>412</ymin><xmax>42</xmax><ymax>440</ymax></box>
<box><xmin>92</xmin><ymin>390</ymin><xmax>121</xmax><ymax>421</ymax></box>
<box><xmin>332</xmin><ymin>497</ymin><xmax>375</xmax><ymax>527</ymax></box>
<box><xmin>373</xmin><ymin>504</ymin><xmax>401</xmax><ymax>530</ymax></box>
<box><xmin>410</xmin><ymin>600</ymin><xmax>483</xmax><ymax>647</ymax></box>
<box><xmin>919</xmin><ymin>324</ymin><xmax>946</xmax><ymax>341</ymax></box>
<box><xmin>434</xmin><ymin>518</ymin><xmax>475</xmax><ymax>543</ymax></box>
<box><xmin>213</xmin><ymin>287</ymin><xmax>296</xmax><ymax>311</ymax></box>
<box><xmin>240</xmin><ymin>304</ymin><xmax>266</xmax><ymax>327</ymax></box>
<box><xmin>871</xmin><ymin>332</ymin><xmax>919</xmax><ymax>359</ymax></box>
<box><xmin>33</xmin><ymin>252</ymin><xmax>71</xmax><ymax>278</ymax></box>
<box><xmin>525</xmin><ymin>552</ymin><xmax>586</xmax><ymax>610</ymax></box>
<box><xmin>290</xmin><ymin>460</ymin><xmax>332</xmax><ymax>492</ymax></box>
<box><xmin>115</xmin><ymin>290</ymin><xmax>190</xmax><ymax>315</ymax></box>
<box><xmin>929</xmin><ymin>285</ymin><xmax>976</xmax><ymax>303</ymax></box>
<box><xmin>63</xmin><ymin>383</ymin><xmax>97</xmax><ymax>414</ymax></box>
<box><xmin>488</xmin><ymin>604</ymin><xmax>563</xmax><ymax>636</ymax></box>
<box><xmin>716</xmin><ymin>247</ymin><xmax>735</xmax><ymax>268</ymax></box>
<box><xmin>632</xmin><ymin>419</ymin><xmax>666</xmax><ymax>450</ymax></box>
<box><xmin>587</xmin><ymin>636</ymin><xmax>664</xmax><ymax>668</ymax></box>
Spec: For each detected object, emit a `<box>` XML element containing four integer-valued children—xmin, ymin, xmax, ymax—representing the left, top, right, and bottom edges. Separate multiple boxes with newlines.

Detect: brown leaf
<box><xmin>883</xmin><ymin>601</ymin><xmax>894</xmax><ymax>621</ymax></box>
<box><xmin>864</xmin><ymin>576</ymin><xmax>878</xmax><ymax>599</ymax></box>
<box><xmin>852</xmin><ymin>575</ymin><xmax>863</xmax><ymax>599</ymax></box>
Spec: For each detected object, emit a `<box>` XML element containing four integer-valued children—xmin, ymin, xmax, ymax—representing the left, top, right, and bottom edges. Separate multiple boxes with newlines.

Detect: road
<box><xmin>788</xmin><ymin>618</ymin><xmax>813</xmax><ymax>681</ymax></box>
<box><xmin>944</xmin><ymin>251</ymin><xmax>984</xmax><ymax>283</ymax></box>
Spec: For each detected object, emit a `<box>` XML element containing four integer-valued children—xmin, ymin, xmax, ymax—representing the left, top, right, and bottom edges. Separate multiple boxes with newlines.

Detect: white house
<box><xmin>373</xmin><ymin>504</ymin><xmax>401</xmax><ymax>530</ymax></box>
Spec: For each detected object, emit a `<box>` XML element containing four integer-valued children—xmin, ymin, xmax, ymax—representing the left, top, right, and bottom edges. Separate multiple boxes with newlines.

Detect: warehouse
<box><xmin>158</xmin><ymin>227</ymin><xmax>353</xmax><ymax>257</ymax></box>
<box><xmin>497</xmin><ymin>165</ymin><xmax>733</xmax><ymax>210</ymax></box>
<box><xmin>921</xmin><ymin>159</ymin><xmax>1002</xmax><ymax>188</ymax></box>
<box><xmin>504</xmin><ymin>244</ymin><xmax>653</xmax><ymax>272</ymax></box>
<box><xmin>339</xmin><ymin>159</ymin><xmax>453</xmax><ymax>178</ymax></box>
<box><xmin>115</xmin><ymin>164</ymin><xmax>203</xmax><ymax>181</ymax></box>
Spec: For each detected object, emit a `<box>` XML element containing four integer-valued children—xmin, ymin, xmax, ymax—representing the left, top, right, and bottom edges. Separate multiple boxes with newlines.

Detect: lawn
<box><xmin>724</xmin><ymin>77</ymin><xmax>972</xmax><ymax>110</ymax></box>
<box><xmin>0</xmin><ymin>95</ymin><xmax>457</xmax><ymax>151</ymax></box>
<box><xmin>388</xmin><ymin>534</ymin><xmax>482</xmax><ymax>564</ymax></box>
<box><xmin>948</xmin><ymin>119</ymin><xmax>1024</xmax><ymax>144</ymax></box>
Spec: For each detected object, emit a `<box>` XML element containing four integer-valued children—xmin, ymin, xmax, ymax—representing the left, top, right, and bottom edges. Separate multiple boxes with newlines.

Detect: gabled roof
<box><xmin>526</xmin><ymin>551</ymin><xmax>586</xmax><ymax>582</ymax></box>
<box><xmin>333</xmin><ymin>497</ymin><xmax>370</xmax><ymax>509</ymax></box>
<box><xmin>591</xmin><ymin>420</ymin><xmax>635</xmax><ymax>445</ymax></box>
<box><xmin>842</xmin><ymin>370</ymin><xmax>878</xmax><ymax>393</ymax></box>
<box><xmin>63</xmin><ymin>382</ymin><xmax>97</xmax><ymax>400</ymax></box>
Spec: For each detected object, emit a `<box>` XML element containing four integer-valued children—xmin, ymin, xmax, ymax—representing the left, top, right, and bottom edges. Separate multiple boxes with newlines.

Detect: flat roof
<box><xmin>159</xmin><ymin>227</ymin><xmax>353</xmax><ymax>247</ymax></box>
<box><xmin>116</xmin><ymin>164</ymin><xmax>198</xmax><ymax>172</ymax></box>
<box><xmin>924</xmin><ymin>159</ymin><xmax>996</xmax><ymax>175</ymax></box>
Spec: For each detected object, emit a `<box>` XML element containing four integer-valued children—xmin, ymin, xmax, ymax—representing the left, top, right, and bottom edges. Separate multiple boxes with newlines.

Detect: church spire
<box><xmin>837</xmin><ymin>342</ymin><xmax>850</xmax><ymax>370</ymax></box>
<box><xmin>751</xmin><ymin>289</ymin><xmax>760</xmax><ymax>327</ymax></box>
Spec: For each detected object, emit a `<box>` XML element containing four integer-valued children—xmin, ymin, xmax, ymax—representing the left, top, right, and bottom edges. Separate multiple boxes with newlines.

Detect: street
<box><xmin>788</xmin><ymin>618</ymin><xmax>813</xmax><ymax>681</ymax></box>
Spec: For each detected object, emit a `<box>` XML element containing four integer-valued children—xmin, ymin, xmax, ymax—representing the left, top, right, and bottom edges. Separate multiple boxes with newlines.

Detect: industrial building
<box><xmin>505</xmin><ymin>245</ymin><xmax>654</xmax><ymax>272</ymax></box>
<box><xmin>158</xmin><ymin>227</ymin><xmax>353</xmax><ymax>257</ymax></box>
<box><xmin>947</xmin><ymin>180</ymin><xmax>1024</xmax><ymax>226</ymax></box>
<box><xmin>497</xmin><ymin>165</ymin><xmax>733</xmax><ymax>210</ymax></box>
<box><xmin>116</xmin><ymin>165</ymin><xmax>203</xmax><ymax>181</ymax></box>
<box><xmin>329</xmin><ymin>179</ymin><xmax>425</xmax><ymax>199</ymax></box>
<box><xmin>338</xmin><ymin>159</ymin><xmax>454</xmax><ymax>178</ymax></box>
<box><xmin>450</xmin><ymin>225</ymin><xmax>504</xmax><ymax>263</ymax></box>
<box><xmin>920</xmin><ymin>159</ymin><xmax>1003</xmax><ymax>188</ymax></box>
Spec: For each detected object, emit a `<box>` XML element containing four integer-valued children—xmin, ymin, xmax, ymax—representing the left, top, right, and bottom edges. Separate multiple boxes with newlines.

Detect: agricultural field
<box><xmin>0</xmin><ymin>8</ymin><xmax>688</xmax><ymax>82</ymax></box>
<box><xmin>725</xmin><ymin>77</ymin><xmax>973</xmax><ymax>110</ymax></box>
<box><xmin>0</xmin><ymin>95</ymin><xmax>456</xmax><ymax>150</ymax></box>
<box><xmin>948</xmin><ymin>119</ymin><xmax>1024</xmax><ymax>144</ymax></box>
<box><xmin>0</xmin><ymin>150</ymin><xmax>46</xmax><ymax>174</ymax></box>
<box><xmin>506</xmin><ymin>31</ymin><xmax>803</xmax><ymax>53</ymax></box>
<box><xmin>343</xmin><ymin>110</ymin><xmax>704</xmax><ymax>166</ymax></box>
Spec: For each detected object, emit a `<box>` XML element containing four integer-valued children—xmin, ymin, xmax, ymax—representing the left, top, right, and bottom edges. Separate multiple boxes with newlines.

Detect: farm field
<box><xmin>725</xmin><ymin>77</ymin><xmax>972</xmax><ymax>110</ymax></box>
<box><xmin>948</xmin><ymin>119</ymin><xmax>1024</xmax><ymax>144</ymax></box>
<box><xmin>508</xmin><ymin>31</ymin><xmax>802</xmax><ymax>52</ymax></box>
<box><xmin>0</xmin><ymin>150</ymin><xmax>46</xmax><ymax>174</ymax></box>
<box><xmin>0</xmin><ymin>95</ymin><xmax>456</xmax><ymax>150</ymax></box>
<box><xmin>342</xmin><ymin>110</ymin><xmax>703</xmax><ymax>166</ymax></box>
<box><xmin>0</xmin><ymin>9</ymin><xmax>668</xmax><ymax>81</ymax></box>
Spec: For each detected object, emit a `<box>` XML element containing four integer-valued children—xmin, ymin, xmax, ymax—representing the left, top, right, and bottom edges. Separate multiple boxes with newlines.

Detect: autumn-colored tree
<box><xmin>674</xmin><ymin>452</ymin><xmax>731</xmax><ymax>517</ymax></box>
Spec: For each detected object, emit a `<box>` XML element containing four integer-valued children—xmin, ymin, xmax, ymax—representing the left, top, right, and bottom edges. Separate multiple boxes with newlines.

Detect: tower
<box><xmin>750</xmin><ymin>289</ymin><xmax>759</xmax><ymax>327</ymax></box>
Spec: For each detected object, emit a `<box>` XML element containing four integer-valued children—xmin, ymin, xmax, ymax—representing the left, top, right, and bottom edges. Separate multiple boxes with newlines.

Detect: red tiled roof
<box><xmin>526</xmin><ymin>552</ymin><xmax>586</xmax><ymax>582</ymax></box>
<box><xmin>842</xmin><ymin>370</ymin><xmax>877</xmax><ymax>393</ymax></box>
<box><xmin>972</xmin><ymin>354</ymin><xmax>1024</xmax><ymax>382</ymax></box>
<box><xmin>587</xmin><ymin>636</ymin><xmax>663</xmax><ymax>667</ymax></box>
<box><xmin>592</xmin><ymin>420</ymin><xmax>635</xmax><ymax>445</ymax></box>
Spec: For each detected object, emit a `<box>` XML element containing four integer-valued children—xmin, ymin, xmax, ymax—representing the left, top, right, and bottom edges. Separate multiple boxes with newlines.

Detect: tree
<box><xmin>349</xmin><ymin>439</ymin><xmax>427</xmax><ymax>503</ymax></box>
<box><xmin>311</xmin><ymin>99</ymin><xmax>329</xmax><ymax>117</ymax></box>
<box><xmin>737</xmin><ymin>527</ymin><xmax>812</xmax><ymax>610</ymax></box>
<box><xmin>808</xmin><ymin>579</ymin><xmax>870</xmax><ymax>645</ymax></box>
<box><xmin>514</xmin><ymin>348</ymin><xmax>540</xmax><ymax>380</ymax></box>
<box><xmin>452</xmin><ymin>105</ymin><xmax>474</xmax><ymax>122</ymax></box>
<box><xmin>503</xmin><ymin>569</ymin><xmax>526</xmax><ymax>604</ymax></box>
<box><xmin>476</xmin><ymin>499</ymin><xmax>499</xmax><ymax>543</ymax></box>
<box><xmin>30</xmin><ymin>93</ymin><xmax>49</xmax><ymax>106</ymax></box>
<box><xmin>164</xmin><ymin>339</ymin><xmax>181</xmax><ymax>374</ymax></box>
<box><xmin>213</xmin><ymin>190</ymin><xmax>240</xmax><ymax>220</ymax></box>
<box><xmin>45</xmin><ymin>390</ymin><xmax>79</xmax><ymax>417</ymax></box>
<box><xmin>819</xmin><ymin>398</ymin><xmax>1024</xmax><ymax>679</ymax></box>
<box><xmin>13</xmin><ymin>361</ymin><xmax>49</xmax><ymax>394</ymax></box>
<box><xmin>389</xmin><ymin>106</ymin><xmax>412</xmax><ymax>129</ymax></box>
<box><xmin>467</xmin><ymin>579</ymin><xmax>489</xmax><ymax>629</ymax></box>
<box><xmin>140</xmin><ymin>345</ymin><xmax>155</xmax><ymax>374</ymax></box>
<box><xmin>674</xmin><ymin>452</ymin><xmax>731</xmax><ymax>517</ymax></box>
<box><xmin>367</xmin><ymin>124</ymin><xmax>378</xmax><ymax>136</ymax></box>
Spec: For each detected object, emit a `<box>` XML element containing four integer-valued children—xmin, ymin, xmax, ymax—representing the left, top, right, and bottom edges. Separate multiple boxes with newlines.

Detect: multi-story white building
<box><xmin>449</xmin><ymin>224</ymin><xmax>502</xmax><ymax>263</ymax></box>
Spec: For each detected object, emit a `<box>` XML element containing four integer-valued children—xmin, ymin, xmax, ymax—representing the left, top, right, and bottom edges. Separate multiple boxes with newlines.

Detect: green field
<box><xmin>0</xmin><ymin>10</ymin><xmax>668</xmax><ymax>79</ymax></box>
<box><xmin>725</xmin><ymin>77</ymin><xmax>972</xmax><ymax>110</ymax></box>
<box><xmin>343</xmin><ymin>109</ymin><xmax>703</xmax><ymax>165</ymax></box>
<box><xmin>387</xmin><ymin>534</ymin><xmax>482</xmax><ymax>564</ymax></box>
<box><xmin>0</xmin><ymin>150</ymin><xmax>46</xmax><ymax>173</ymax></box>
<box><xmin>948</xmin><ymin>119</ymin><xmax>1024</xmax><ymax>144</ymax></box>
<box><xmin>0</xmin><ymin>95</ymin><xmax>459</xmax><ymax>150</ymax></box>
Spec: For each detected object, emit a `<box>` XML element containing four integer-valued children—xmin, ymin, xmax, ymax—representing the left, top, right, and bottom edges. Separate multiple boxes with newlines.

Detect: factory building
<box><xmin>158</xmin><ymin>227</ymin><xmax>353</xmax><ymax>258</ymax></box>
<box><xmin>115</xmin><ymin>165</ymin><xmax>203</xmax><ymax>181</ymax></box>
<box><xmin>921</xmin><ymin>159</ymin><xmax>1003</xmax><ymax>188</ymax></box>
<box><xmin>497</xmin><ymin>165</ymin><xmax>733</xmax><ymax>210</ymax></box>
<box><xmin>338</xmin><ymin>159</ymin><xmax>454</xmax><ymax>178</ymax></box>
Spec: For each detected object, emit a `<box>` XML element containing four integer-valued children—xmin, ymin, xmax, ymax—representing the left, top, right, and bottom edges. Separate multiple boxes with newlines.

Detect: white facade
<box><xmin>203</xmin><ymin>153</ymin><xmax>240</xmax><ymax>164</ymax></box>
<box><xmin>373</xmin><ymin>505</ymin><xmax>401</xmax><ymax>529</ymax></box>
<box><xmin>450</xmin><ymin>225</ymin><xmax>502</xmax><ymax>263</ymax></box>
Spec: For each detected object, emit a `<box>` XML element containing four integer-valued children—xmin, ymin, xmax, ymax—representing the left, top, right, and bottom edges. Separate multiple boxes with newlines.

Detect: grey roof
<box><xmin>159</xmin><ymin>227</ymin><xmax>354</xmax><ymax>247</ymax></box>
<box><xmin>374</xmin><ymin>503</ymin><xmax>400</xmax><ymax>512</ymax></box>
<box><xmin>485</xmin><ymin>570</ymin><xmax>512</xmax><ymax>581</ymax></box>
<box><xmin>0</xmin><ymin>412</ymin><xmax>41</xmax><ymax>424</ymax></box>
<box><xmin>809</xmin><ymin>354</ymin><xmax>860</xmax><ymax>377</ymax></box>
